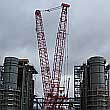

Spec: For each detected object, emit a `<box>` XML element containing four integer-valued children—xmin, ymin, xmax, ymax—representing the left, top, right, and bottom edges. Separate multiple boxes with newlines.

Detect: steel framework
<box><xmin>74</xmin><ymin>66</ymin><xmax>83</xmax><ymax>110</ymax></box>
<box><xmin>33</xmin><ymin>96</ymin><xmax>74</xmax><ymax>110</ymax></box>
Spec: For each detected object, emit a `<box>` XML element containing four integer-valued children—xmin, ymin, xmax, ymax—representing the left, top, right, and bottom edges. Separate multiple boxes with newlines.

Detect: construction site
<box><xmin>0</xmin><ymin>1</ymin><xmax>110</xmax><ymax>110</ymax></box>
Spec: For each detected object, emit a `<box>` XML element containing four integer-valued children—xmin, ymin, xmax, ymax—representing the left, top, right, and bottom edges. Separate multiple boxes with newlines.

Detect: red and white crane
<box><xmin>35</xmin><ymin>3</ymin><xmax>70</xmax><ymax>110</ymax></box>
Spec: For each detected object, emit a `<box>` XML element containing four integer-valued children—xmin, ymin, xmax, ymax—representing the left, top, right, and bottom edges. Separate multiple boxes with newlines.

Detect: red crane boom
<box><xmin>35</xmin><ymin>3</ymin><xmax>70</xmax><ymax>110</ymax></box>
<box><xmin>51</xmin><ymin>3</ymin><xmax>70</xmax><ymax>98</ymax></box>
<box><xmin>35</xmin><ymin>10</ymin><xmax>51</xmax><ymax>97</ymax></box>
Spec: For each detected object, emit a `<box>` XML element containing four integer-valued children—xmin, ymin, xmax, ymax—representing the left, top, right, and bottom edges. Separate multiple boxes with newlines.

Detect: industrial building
<box><xmin>74</xmin><ymin>56</ymin><xmax>110</xmax><ymax>110</ymax></box>
<box><xmin>1</xmin><ymin>56</ymin><xmax>109</xmax><ymax>110</ymax></box>
<box><xmin>0</xmin><ymin>57</ymin><xmax>37</xmax><ymax>110</ymax></box>
<box><xmin>1</xmin><ymin>2</ymin><xmax>110</xmax><ymax>110</ymax></box>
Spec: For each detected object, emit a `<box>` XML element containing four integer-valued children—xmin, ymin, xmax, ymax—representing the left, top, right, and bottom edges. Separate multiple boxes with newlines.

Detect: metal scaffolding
<box><xmin>33</xmin><ymin>96</ymin><xmax>75</xmax><ymax>110</ymax></box>
<box><xmin>74</xmin><ymin>65</ymin><xmax>84</xmax><ymax>110</ymax></box>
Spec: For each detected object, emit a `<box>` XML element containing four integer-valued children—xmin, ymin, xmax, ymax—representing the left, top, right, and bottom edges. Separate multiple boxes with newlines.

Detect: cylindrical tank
<box><xmin>3</xmin><ymin>57</ymin><xmax>19</xmax><ymax>90</ymax></box>
<box><xmin>87</xmin><ymin>56</ymin><xmax>106</xmax><ymax>90</ymax></box>
<box><xmin>87</xmin><ymin>56</ymin><xmax>107</xmax><ymax>110</ymax></box>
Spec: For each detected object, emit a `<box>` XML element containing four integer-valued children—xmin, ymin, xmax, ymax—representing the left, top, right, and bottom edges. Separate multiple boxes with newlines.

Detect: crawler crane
<box><xmin>35</xmin><ymin>3</ymin><xmax>70</xmax><ymax>110</ymax></box>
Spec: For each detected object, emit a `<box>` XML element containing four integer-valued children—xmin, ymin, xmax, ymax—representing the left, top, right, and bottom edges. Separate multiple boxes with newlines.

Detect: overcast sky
<box><xmin>1</xmin><ymin>0</ymin><xmax>110</xmax><ymax>96</ymax></box>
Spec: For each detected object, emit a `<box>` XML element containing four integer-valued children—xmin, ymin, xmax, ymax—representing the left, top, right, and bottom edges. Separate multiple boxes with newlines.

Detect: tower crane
<box><xmin>35</xmin><ymin>3</ymin><xmax>70</xmax><ymax>110</ymax></box>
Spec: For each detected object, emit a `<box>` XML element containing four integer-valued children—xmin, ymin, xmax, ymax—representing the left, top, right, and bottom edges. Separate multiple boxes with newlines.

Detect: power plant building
<box><xmin>0</xmin><ymin>57</ymin><xmax>37</xmax><ymax>110</ymax></box>
<box><xmin>1</xmin><ymin>56</ymin><xmax>110</xmax><ymax>110</ymax></box>
<box><xmin>74</xmin><ymin>56</ymin><xmax>110</xmax><ymax>110</ymax></box>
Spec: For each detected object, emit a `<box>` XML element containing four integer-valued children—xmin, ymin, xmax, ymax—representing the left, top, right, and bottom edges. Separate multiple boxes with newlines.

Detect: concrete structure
<box><xmin>18</xmin><ymin>59</ymin><xmax>37</xmax><ymax>110</ymax></box>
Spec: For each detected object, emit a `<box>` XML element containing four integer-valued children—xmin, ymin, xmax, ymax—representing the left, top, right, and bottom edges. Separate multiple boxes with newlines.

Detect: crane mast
<box><xmin>51</xmin><ymin>3</ymin><xmax>70</xmax><ymax>97</ymax></box>
<box><xmin>35</xmin><ymin>3</ymin><xmax>70</xmax><ymax>110</ymax></box>
<box><xmin>35</xmin><ymin>10</ymin><xmax>51</xmax><ymax>98</ymax></box>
